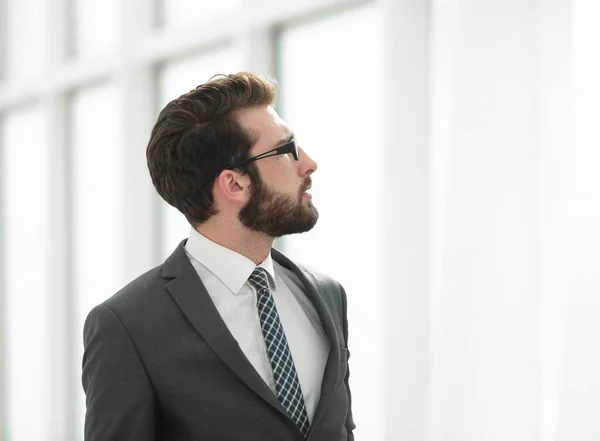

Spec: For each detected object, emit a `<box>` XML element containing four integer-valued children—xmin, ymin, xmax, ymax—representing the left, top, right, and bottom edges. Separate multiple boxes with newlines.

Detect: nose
<box><xmin>299</xmin><ymin>147</ymin><xmax>318</xmax><ymax>177</ymax></box>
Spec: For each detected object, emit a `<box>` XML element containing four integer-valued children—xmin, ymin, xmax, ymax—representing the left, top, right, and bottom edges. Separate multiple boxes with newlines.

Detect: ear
<box><xmin>213</xmin><ymin>170</ymin><xmax>251</xmax><ymax>204</ymax></box>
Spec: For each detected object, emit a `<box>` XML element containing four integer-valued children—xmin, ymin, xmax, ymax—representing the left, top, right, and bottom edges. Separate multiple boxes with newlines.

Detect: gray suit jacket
<box><xmin>82</xmin><ymin>241</ymin><xmax>355</xmax><ymax>441</ymax></box>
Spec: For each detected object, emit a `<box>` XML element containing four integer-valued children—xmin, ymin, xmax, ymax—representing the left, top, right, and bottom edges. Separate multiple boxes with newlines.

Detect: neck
<box><xmin>195</xmin><ymin>218</ymin><xmax>274</xmax><ymax>265</ymax></box>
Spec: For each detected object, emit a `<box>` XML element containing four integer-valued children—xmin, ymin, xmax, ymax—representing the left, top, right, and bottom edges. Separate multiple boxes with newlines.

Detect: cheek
<box><xmin>264</xmin><ymin>163</ymin><xmax>299</xmax><ymax>187</ymax></box>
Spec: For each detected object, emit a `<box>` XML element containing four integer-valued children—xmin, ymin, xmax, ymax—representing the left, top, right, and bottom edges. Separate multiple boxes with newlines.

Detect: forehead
<box><xmin>234</xmin><ymin>105</ymin><xmax>291</xmax><ymax>149</ymax></box>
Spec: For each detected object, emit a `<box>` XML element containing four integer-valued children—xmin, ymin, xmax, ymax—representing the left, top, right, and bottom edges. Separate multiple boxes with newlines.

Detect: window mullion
<box><xmin>118</xmin><ymin>0</ymin><xmax>159</xmax><ymax>272</ymax></box>
<box><xmin>44</xmin><ymin>0</ymin><xmax>73</xmax><ymax>438</ymax></box>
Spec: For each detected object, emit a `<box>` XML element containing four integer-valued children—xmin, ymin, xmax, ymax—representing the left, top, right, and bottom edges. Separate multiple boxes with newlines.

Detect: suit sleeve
<box><xmin>340</xmin><ymin>285</ymin><xmax>356</xmax><ymax>441</ymax></box>
<box><xmin>82</xmin><ymin>304</ymin><xmax>156</xmax><ymax>441</ymax></box>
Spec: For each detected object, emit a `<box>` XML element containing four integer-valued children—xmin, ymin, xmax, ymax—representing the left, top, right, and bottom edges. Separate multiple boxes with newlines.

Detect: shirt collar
<box><xmin>185</xmin><ymin>226</ymin><xmax>277</xmax><ymax>294</ymax></box>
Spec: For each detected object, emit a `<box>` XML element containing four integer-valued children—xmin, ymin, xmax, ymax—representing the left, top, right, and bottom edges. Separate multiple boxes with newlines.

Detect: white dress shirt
<box><xmin>184</xmin><ymin>227</ymin><xmax>331</xmax><ymax>421</ymax></box>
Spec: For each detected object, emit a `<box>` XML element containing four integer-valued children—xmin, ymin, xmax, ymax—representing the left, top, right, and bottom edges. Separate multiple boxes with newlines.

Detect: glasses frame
<box><xmin>205</xmin><ymin>138</ymin><xmax>299</xmax><ymax>184</ymax></box>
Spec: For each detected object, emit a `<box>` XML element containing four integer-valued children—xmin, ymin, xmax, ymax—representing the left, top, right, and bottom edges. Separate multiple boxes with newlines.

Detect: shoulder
<box><xmin>87</xmin><ymin>263</ymin><xmax>166</xmax><ymax>322</ymax></box>
<box><xmin>299</xmin><ymin>262</ymin><xmax>348</xmax><ymax>308</ymax></box>
<box><xmin>285</xmin><ymin>259</ymin><xmax>351</xmax><ymax>343</ymax></box>
<box><xmin>273</xmin><ymin>248</ymin><xmax>348</xmax><ymax>315</ymax></box>
<box><xmin>296</xmin><ymin>261</ymin><xmax>343</xmax><ymax>292</ymax></box>
<box><xmin>111</xmin><ymin>264</ymin><xmax>165</xmax><ymax>305</ymax></box>
<box><xmin>273</xmin><ymin>248</ymin><xmax>340</xmax><ymax>287</ymax></box>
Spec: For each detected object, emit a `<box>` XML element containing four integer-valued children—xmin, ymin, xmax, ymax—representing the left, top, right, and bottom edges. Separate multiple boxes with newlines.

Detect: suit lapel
<box><xmin>162</xmin><ymin>242</ymin><xmax>291</xmax><ymax>422</ymax></box>
<box><xmin>162</xmin><ymin>242</ymin><xmax>343</xmax><ymax>434</ymax></box>
<box><xmin>271</xmin><ymin>249</ymin><xmax>343</xmax><ymax>433</ymax></box>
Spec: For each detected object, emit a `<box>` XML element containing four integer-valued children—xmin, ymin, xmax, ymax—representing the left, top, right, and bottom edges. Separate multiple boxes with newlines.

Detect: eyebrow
<box><xmin>274</xmin><ymin>131</ymin><xmax>295</xmax><ymax>147</ymax></box>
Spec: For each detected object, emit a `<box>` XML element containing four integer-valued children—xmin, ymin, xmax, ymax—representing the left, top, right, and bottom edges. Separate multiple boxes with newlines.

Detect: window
<box><xmin>3</xmin><ymin>0</ymin><xmax>48</xmax><ymax>79</ymax></box>
<box><xmin>2</xmin><ymin>106</ymin><xmax>50</xmax><ymax>441</ymax></box>
<box><xmin>160</xmin><ymin>0</ymin><xmax>241</xmax><ymax>28</ymax></box>
<box><xmin>0</xmin><ymin>1</ymin><xmax>387</xmax><ymax>439</ymax></box>
<box><xmin>72</xmin><ymin>0</ymin><xmax>121</xmax><ymax>56</ymax></box>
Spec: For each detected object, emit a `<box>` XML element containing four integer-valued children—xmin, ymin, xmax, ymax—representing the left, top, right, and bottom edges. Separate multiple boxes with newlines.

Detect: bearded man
<box><xmin>82</xmin><ymin>72</ymin><xmax>355</xmax><ymax>441</ymax></box>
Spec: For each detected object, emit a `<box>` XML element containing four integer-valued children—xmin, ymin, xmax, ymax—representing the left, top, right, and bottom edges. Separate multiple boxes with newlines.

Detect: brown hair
<box><xmin>146</xmin><ymin>72</ymin><xmax>277</xmax><ymax>225</ymax></box>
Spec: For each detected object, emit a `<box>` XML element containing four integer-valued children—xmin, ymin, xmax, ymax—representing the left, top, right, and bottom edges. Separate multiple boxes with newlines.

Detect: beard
<box><xmin>239</xmin><ymin>177</ymin><xmax>318</xmax><ymax>237</ymax></box>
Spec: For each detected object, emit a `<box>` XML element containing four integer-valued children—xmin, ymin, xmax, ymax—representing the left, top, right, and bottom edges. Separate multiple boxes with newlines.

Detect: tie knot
<box><xmin>248</xmin><ymin>267</ymin><xmax>270</xmax><ymax>292</ymax></box>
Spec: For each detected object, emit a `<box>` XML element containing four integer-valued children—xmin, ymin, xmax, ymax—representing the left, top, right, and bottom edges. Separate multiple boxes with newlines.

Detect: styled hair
<box><xmin>146</xmin><ymin>72</ymin><xmax>277</xmax><ymax>225</ymax></box>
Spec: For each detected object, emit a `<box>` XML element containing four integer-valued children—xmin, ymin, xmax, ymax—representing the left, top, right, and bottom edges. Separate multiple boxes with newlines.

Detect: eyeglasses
<box><xmin>206</xmin><ymin>138</ymin><xmax>299</xmax><ymax>184</ymax></box>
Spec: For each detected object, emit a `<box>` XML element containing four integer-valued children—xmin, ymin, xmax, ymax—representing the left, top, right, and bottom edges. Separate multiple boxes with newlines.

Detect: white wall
<box><xmin>429</xmin><ymin>1</ymin><xmax>541</xmax><ymax>439</ymax></box>
<box><xmin>555</xmin><ymin>0</ymin><xmax>600</xmax><ymax>439</ymax></box>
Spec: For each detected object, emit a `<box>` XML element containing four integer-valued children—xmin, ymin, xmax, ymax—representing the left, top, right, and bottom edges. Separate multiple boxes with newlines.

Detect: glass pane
<box><xmin>161</xmin><ymin>0</ymin><xmax>240</xmax><ymax>28</ymax></box>
<box><xmin>278</xmin><ymin>6</ymin><xmax>384</xmax><ymax>440</ymax></box>
<box><xmin>73</xmin><ymin>0</ymin><xmax>120</xmax><ymax>56</ymax></box>
<box><xmin>70</xmin><ymin>83</ymin><xmax>125</xmax><ymax>432</ymax></box>
<box><xmin>156</xmin><ymin>47</ymin><xmax>242</xmax><ymax>258</ymax></box>
<box><xmin>2</xmin><ymin>106</ymin><xmax>50</xmax><ymax>441</ymax></box>
<box><xmin>4</xmin><ymin>0</ymin><xmax>48</xmax><ymax>79</ymax></box>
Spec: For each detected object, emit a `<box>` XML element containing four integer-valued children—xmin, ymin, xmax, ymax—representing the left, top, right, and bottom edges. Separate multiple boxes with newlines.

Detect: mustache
<box><xmin>300</xmin><ymin>177</ymin><xmax>312</xmax><ymax>194</ymax></box>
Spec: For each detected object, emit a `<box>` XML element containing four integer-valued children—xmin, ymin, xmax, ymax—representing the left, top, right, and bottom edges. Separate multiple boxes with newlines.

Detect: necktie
<box><xmin>248</xmin><ymin>267</ymin><xmax>310</xmax><ymax>437</ymax></box>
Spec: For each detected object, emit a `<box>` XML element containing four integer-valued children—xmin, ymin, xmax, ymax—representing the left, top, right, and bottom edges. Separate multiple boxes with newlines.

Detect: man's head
<box><xmin>147</xmin><ymin>72</ymin><xmax>318</xmax><ymax>238</ymax></box>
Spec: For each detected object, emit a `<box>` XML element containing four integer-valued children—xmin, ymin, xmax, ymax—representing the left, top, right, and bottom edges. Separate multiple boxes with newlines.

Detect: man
<box><xmin>82</xmin><ymin>72</ymin><xmax>355</xmax><ymax>441</ymax></box>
